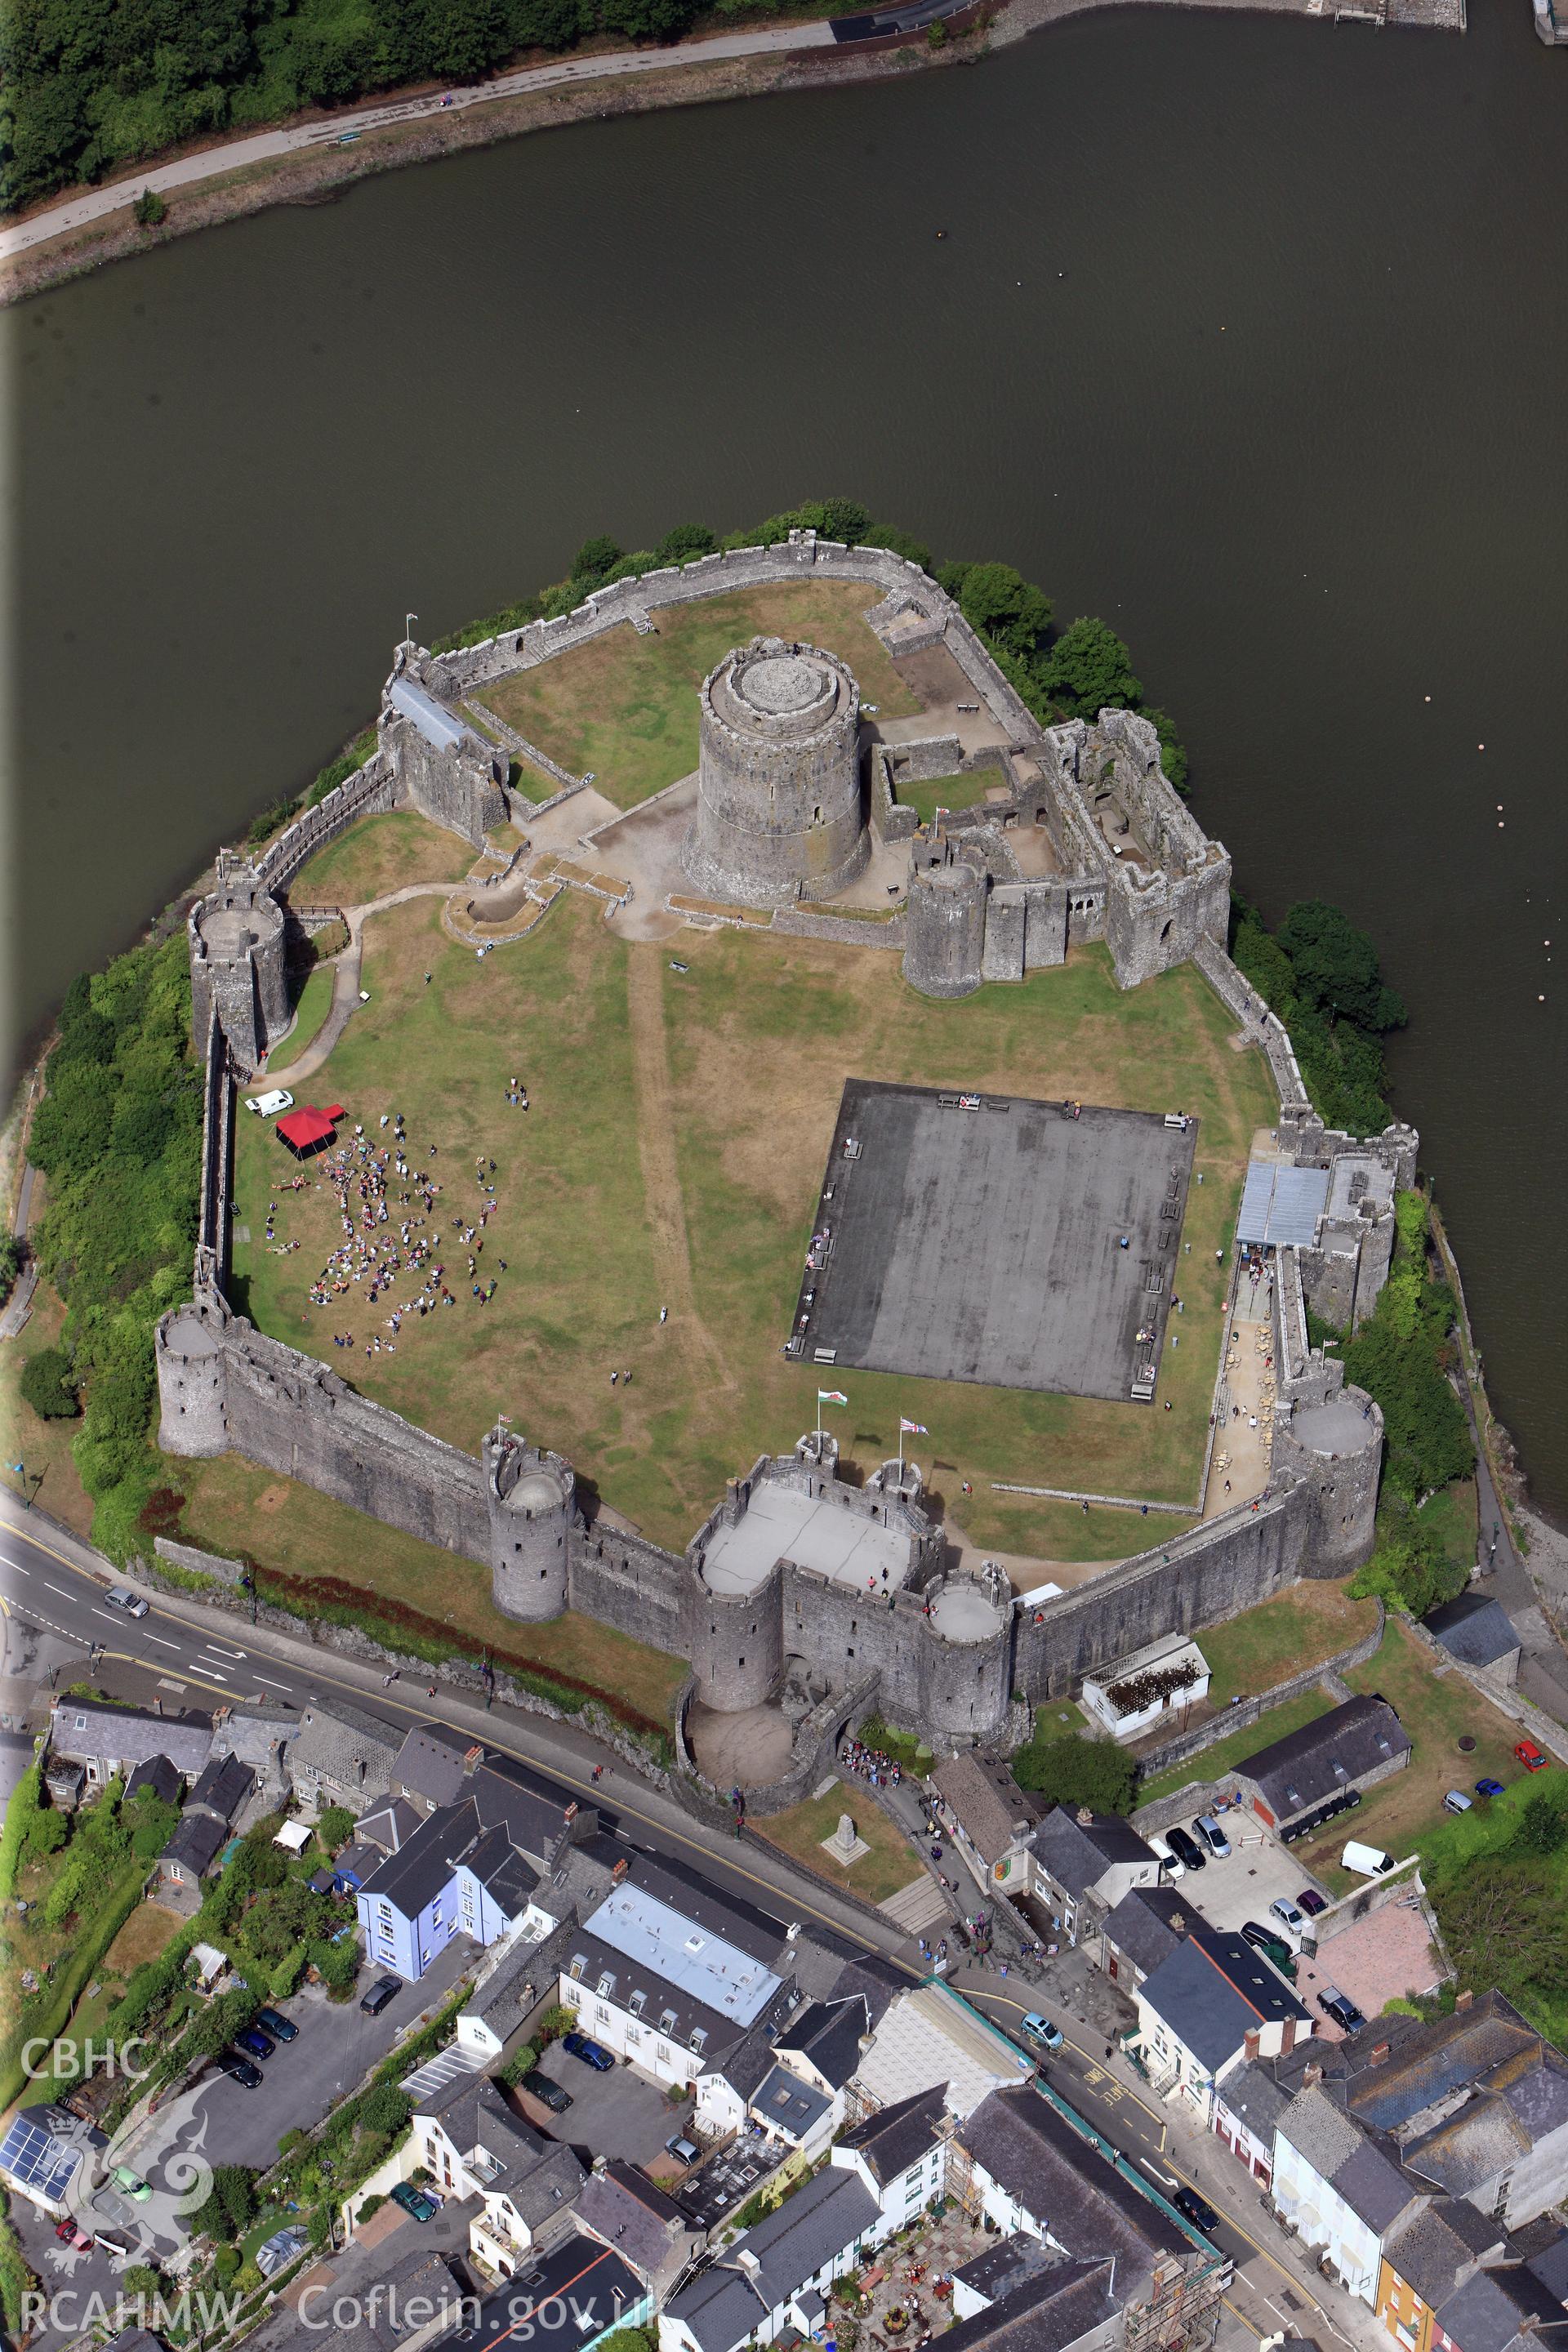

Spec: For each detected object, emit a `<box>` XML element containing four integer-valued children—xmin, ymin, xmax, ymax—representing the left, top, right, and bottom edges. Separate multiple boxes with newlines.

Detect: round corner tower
<box><xmin>156</xmin><ymin>1294</ymin><xmax>230</xmax><ymax>1458</ymax></box>
<box><xmin>484</xmin><ymin>1428</ymin><xmax>576</xmax><ymax>1622</ymax></box>
<box><xmin>188</xmin><ymin>849</ymin><xmax>288</xmax><ymax>1074</ymax></box>
<box><xmin>902</xmin><ymin>838</ymin><xmax>987</xmax><ymax>999</ymax></box>
<box><xmin>684</xmin><ymin>637</ymin><xmax>866</xmax><ymax>906</ymax></box>
<box><xmin>1272</xmin><ymin>1384</ymin><xmax>1383</xmax><ymax>1575</ymax></box>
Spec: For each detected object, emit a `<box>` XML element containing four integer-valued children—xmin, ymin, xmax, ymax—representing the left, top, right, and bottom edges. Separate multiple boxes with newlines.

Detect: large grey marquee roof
<box><xmin>1236</xmin><ymin>1160</ymin><xmax>1331</xmax><ymax>1249</ymax></box>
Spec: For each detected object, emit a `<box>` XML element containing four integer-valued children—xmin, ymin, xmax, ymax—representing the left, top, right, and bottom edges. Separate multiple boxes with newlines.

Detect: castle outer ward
<box><xmin>156</xmin><ymin>532</ymin><xmax>1413</xmax><ymax>1801</ymax></box>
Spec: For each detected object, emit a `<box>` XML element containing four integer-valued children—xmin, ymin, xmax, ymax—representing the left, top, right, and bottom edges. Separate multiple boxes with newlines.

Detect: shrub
<box><xmin>0</xmin><ymin>1236</ymin><xmax>21</xmax><ymax>1307</ymax></box>
<box><xmin>21</xmin><ymin>1347</ymin><xmax>78</xmax><ymax>1419</ymax></box>
<box><xmin>315</xmin><ymin>1806</ymin><xmax>354</xmax><ymax>1853</ymax></box>
<box><xmin>132</xmin><ymin>189</ymin><xmax>167</xmax><ymax>227</ymax></box>
<box><xmin>500</xmin><ymin>2040</ymin><xmax>540</xmax><ymax>2086</ymax></box>
<box><xmin>1012</xmin><ymin>1731</ymin><xmax>1137</xmax><ymax>1815</ymax></box>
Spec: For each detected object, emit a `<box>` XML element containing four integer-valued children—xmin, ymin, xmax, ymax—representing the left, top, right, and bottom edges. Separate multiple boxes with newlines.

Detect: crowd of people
<box><xmin>839</xmin><ymin>1734</ymin><xmax>906</xmax><ymax>1788</ymax></box>
<box><xmin>261</xmin><ymin>1104</ymin><xmax>518</xmax><ymax>1361</ymax></box>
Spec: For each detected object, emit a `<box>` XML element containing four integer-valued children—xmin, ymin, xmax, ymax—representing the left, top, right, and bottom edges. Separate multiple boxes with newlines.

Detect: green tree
<box><xmin>132</xmin><ymin>189</ymin><xmax>166</xmax><ymax>227</ymax></box>
<box><xmin>192</xmin><ymin>2164</ymin><xmax>260</xmax><ymax>2243</ymax></box>
<box><xmin>656</xmin><ymin>523</ymin><xmax>716</xmax><ymax>563</ymax></box>
<box><xmin>125</xmin><ymin>1791</ymin><xmax>181</xmax><ymax>1862</ymax></box>
<box><xmin>1517</xmin><ymin>1786</ymin><xmax>1568</xmax><ymax>1856</ymax></box>
<box><xmin>1432</xmin><ymin>1856</ymin><xmax>1567</xmax><ymax>2013</ymax></box>
<box><xmin>866</xmin><ymin>524</ymin><xmax>933</xmax><ymax>573</ymax></box>
<box><xmin>1010</xmin><ymin>1733</ymin><xmax>1137</xmax><ymax>1814</ymax></box>
<box><xmin>1276</xmin><ymin>902</ymin><xmax>1406</xmax><ymax>1033</ymax></box>
<box><xmin>947</xmin><ymin>562</ymin><xmax>1052</xmax><ymax>662</ymax></box>
<box><xmin>500</xmin><ymin>2040</ymin><xmax>540</xmax><ymax>2086</ymax></box>
<box><xmin>315</xmin><ymin>1805</ymin><xmax>354</xmax><ymax>1853</ymax></box>
<box><xmin>1037</xmin><ymin>617</ymin><xmax>1141</xmax><ymax>717</ymax></box>
<box><xmin>21</xmin><ymin>1347</ymin><xmax>78</xmax><ymax>1419</ymax></box>
<box><xmin>270</xmin><ymin>1940</ymin><xmax>309</xmax><ymax>1999</ymax></box>
<box><xmin>358</xmin><ymin>2082</ymin><xmax>412</xmax><ymax>2136</ymax></box>
<box><xmin>572</xmin><ymin>535</ymin><xmax>623</xmax><ymax>581</ymax></box>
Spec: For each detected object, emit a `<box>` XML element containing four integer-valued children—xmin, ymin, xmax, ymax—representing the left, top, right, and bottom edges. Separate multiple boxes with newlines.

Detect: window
<box><xmin>629</xmin><ymin>1990</ymin><xmax>647</xmax><ymax>2016</ymax></box>
<box><xmin>597</xmin><ymin>1973</ymin><xmax>616</xmax><ymax>1998</ymax></box>
<box><xmin>569</xmin><ymin>1956</ymin><xmax>586</xmax><ymax>1980</ymax></box>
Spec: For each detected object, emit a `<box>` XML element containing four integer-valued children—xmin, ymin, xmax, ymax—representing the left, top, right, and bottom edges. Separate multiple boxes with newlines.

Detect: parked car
<box><xmin>54</xmin><ymin>2219</ymin><xmax>92</xmax><ymax>2249</ymax></box>
<box><xmin>234</xmin><ymin>2025</ymin><xmax>275</xmax><ymax>2060</ymax></box>
<box><xmin>1318</xmin><ymin>1989</ymin><xmax>1367</xmax><ymax>2034</ymax></box>
<box><xmin>109</xmin><ymin>2167</ymin><xmax>151</xmax><ymax>2201</ymax></box>
<box><xmin>521</xmin><ymin>2069</ymin><xmax>572</xmax><ymax>2114</ymax></box>
<box><xmin>214</xmin><ymin>2051</ymin><xmax>263</xmax><ymax>2088</ymax></box>
<box><xmin>561</xmin><ymin>2031</ymin><xmax>615</xmax><ymax>2071</ymax></box>
<box><xmin>390</xmin><ymin>2182</ymin><xmax>438</xmax><ymax>2222</ymax></box>
<box><xmin>1474</xmin><ymin>1778</ymin><xmax>1506</xmax><ymax>1799</ymax></box>
<box><xmin>359</xmin><ymin>1976</ymin><xmax>400</xmax><ymax>2016</ymax></box>
<box><xmin>1020</xmin><ymin>2012</ymin><xmax>1064</xmax><ymax>2051</ymax></box>
<box><xmin>1166</xmin><ymin>1824</ymin><xmax>1205</xmax><ymax>1871</ymax></box>
<box><xmin>1239</xmin><ymin>1921</ymin><xmax>1296</xmax><ymax>1976</ymax></box>
<box><xmin>1516</xmin><ymin>1740</ymin><xmax>1548</xmax><ymax>1772</ymax></box>
<box><xmin>1268</xmin><ymin>1896</ymin><xmax>1306</xmax><ymax>1937</ymax></box>
<box><xmin>1442</xmin><ymin>1789</ymin><xmax>1473</xmax><ymax>1815</ymax></box>
<box><xmin>1195</xmin><ymin>1814</ymin><xmax>1231</xmax><ymax>1860</ymax></box>
<box><xmin>1147</xmin><ymin>1833</ymin><xmax>1184</xmax><ymax>1879</ymax></box>
<box><xmin>1172</xmin><ymin>2185</ymin><xmax>1219</xmax><ymax>2234</ymax></box>
<box><xmin>256</xmin><ymin>2006</ymin><xmax>298</xmax><ymax>2042</ymax></box>
<box><xmin>1341</xmin><ymin>1841</ymin><xmax>1395</xmax><ymax>1878</ymax></box>
<box><xmin>664</xmin><ymin>2136</ymin><xmax>700</xmax><ymax>2167</ymax></box>
<box><xmin>1296</xmin><ymin>1888</ymin><xmax>1327</xmax><ymax>1916</ymax></box>
<box><xmin>243</xmin><ymin>1089</ymin><xmax>294</xmax><ymax>1116</ymax></box>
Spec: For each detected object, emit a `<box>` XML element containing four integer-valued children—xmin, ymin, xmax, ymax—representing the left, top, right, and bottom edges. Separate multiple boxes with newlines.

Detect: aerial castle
<box><xmin>159</xmin><ymin>532</ymin><xmax>1410</xmax><ymax>1799</ymax></box>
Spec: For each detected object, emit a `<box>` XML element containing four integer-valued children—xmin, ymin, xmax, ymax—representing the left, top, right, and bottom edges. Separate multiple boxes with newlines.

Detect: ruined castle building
<box><xmin>379</xmin><ymin>652</ymin><xmax>509</xmax><ymax>849</ymax></box>
<box><xmin>187</xmin><ymin>850</ymin><xmax>290</xmax><ymax>1074</ymax></box>
<box><xmin>684</xmin><ymin>638</ymin><xmax>868</xmax><ymax>907</ymax></box>
<box><xmin>902</xmin><ymin>839</ymin><xmax>990</xmax><ymax>998</ymax></box>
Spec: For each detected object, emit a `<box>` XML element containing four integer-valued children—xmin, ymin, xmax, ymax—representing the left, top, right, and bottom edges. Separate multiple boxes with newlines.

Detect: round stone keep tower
<box><xmin>1272</xmin><ymin>1385</ymin><xmax>1383</xmax><ymax>1575</ymax></box>
<box><xmin>684</xmin><ymin>637</ymin><xmax>866</xmax><ymax>907</ymax></box>
<box><xmin>902</xmin><ymin>840</ymin><xmax>987</xmax><ymax>999</ymax></box>
<box><xmin>685</xmin><ymin>1561</ymin><xmax>786</xmax><ymax>1714</ymax></box>
<box><xmin>188</xmin><ymin>850</ymin><xmax>289</xmax><ymax>1074</ymax></box>
<box><xmin>155</xmin><ymin>1294</ymin><xmax>230</xmax><ymax>1458</ymax></box>
<box><xmin>484</xmin><ymin>1427</ymin><xmax>576</xmax><ymax>1623</ymax></box>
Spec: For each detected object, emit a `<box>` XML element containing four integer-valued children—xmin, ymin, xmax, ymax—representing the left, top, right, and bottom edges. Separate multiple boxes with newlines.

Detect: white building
<box><xmin>1081</xmin><ymin>1636</ymin><xmax>1210</xmax><ymax>1743</ymax></box>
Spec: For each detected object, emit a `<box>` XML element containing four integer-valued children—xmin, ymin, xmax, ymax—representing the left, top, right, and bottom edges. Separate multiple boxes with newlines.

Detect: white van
<box><xmin>1148</xmin><ymin>1834</ymin><xmax>1184</xmax><ymax>1879</ymax></box>
<box><xmin>243</xmin><ymin>1089</ymin><xmax>293</xmax><ymax>1117</ymax></box>
<box><xmin>1341</xmin><ymin>1840</ymin><xmax>1396</xmax><ymax>1878</ymax></box>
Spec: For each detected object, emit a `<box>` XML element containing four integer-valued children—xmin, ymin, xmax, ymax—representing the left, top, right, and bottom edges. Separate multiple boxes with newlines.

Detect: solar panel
<box><xmin>0</xmin><ymin>2111</ymin><xmax>82</xmax><ymax>2206</ymax></box>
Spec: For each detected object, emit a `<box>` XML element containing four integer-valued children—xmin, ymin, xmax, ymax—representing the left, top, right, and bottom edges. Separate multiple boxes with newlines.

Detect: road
<box><xmin>0</xmin><ymin>24</ymin><xmax>841</xmax><ymax>265</ymax></box>
<box><xmin>0</xmin><ymin>1493</ymin><xmax>1392</xmax><ymax>2352</ymax></box>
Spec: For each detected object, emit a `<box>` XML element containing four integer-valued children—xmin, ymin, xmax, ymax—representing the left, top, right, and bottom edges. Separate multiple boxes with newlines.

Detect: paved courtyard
<box><xmin>1172</xmin><ymin>1820</ymin><xmax>1328</xmax><ymax>1937</ymax></box>
<box><xmin>521</xmin><ymin>2040</ymin><xmax>692</xmax><ymax>2168</ymax></box>
<box><xmin>795</xmin><ymin>1082</ymin><xmax>1197</xmax><ymax>1401</ymax></box>
<box><xmin>1292</xmin><ymin>1894</ymin><xmax>1442</xmax><ymax>2035</ymax></box>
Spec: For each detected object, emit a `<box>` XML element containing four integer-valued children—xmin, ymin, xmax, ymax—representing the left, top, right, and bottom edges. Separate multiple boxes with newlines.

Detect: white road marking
<box><xmin>252</xmin><ymin>1673</ymin><xmax>293</xmax><ymax>1690</ymax></box>
<box><xmin>46</xmin><ymin>1583</ymin><xmax>74</xmax><ymax>1597</ymax></box>
<box><xmin>142</xmin><ymin>1633</ymin><xmax>183</xmax><ymax>1650</ymax></box>
<box><xmin>157</xmin><ymin>1678</ymin><xmax>188</xmax><ymax>1694</ymax></box>
<box><xmin>202</xmin><ymin>1644</ymin><xmax>246</xmax><ymax>1659</ymax></box>
<box><xmin>2</xmin><ymin>1561</ymin><xmax>30</xmax><ymax>1574</ymax></box>
<box><xmin>181</xmin><ymin>1664</ymin><xmax>229</xmax><ymax>1685</ymax></box>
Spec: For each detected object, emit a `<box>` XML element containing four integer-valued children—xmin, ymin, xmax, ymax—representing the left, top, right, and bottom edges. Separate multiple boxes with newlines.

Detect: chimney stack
<box><xmin>1303</xmin><ymin>2062</ymin><xmax>1324</xmax><ymax>2089</ymax></box>
<box><xmin>1370</xmin><ymin>2043</ymin><xmax>1391</xmax><ymax>2067</ymax></box>
<box><xmin>1455</xmin><ymin>1989</ymin><xmax>1474</xmax><ymax>2012</ymax></box>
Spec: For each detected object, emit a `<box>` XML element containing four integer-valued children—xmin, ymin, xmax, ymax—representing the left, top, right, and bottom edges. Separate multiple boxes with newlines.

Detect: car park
<box><xmin>1172</xmin><ymin>2185</ymin><xmax>1219</xmax><ymax>2233</ymax></box>
<box><xmin>215</xmin><ymin>2051</ymin><xmax>263</xmax><ymax>2087</ymax></box>
<box><xmin>1020</xmin><ymin>2012</ymin><xmax>1064</xmax><ymax>2051</ymax></box>
<box><xmin>234</xmin><ymin>2025</ymin><xmax>275</xmax><ymax>2060</ymax></box>
<box><xmin>1474</xmin><ymin>1778</ymin><xmax>1505</xmax><ymax>1799</ymax></box>
<box><xmin>1268</xmin><ymin>1896</ymin><xmax>1306</xmax><ymax>1937</ymax></box>
<box><xmin>390</xmin><ymin>2182</ymin><xmax>438</xmax><ymax>2222</ymax></box>
<box><xmin>1516</xmin><ymin>1740</ymin><xmax>1548</xmax><ymax>1772</ymax></box>
<box><xmin>102</xmin><ymin>1586</ymin><xmax>149</xmax><ymax>1617</ymax></box>
<box><xmin>664</xmin><ymin>2136</ymin><xmax>700</xmax><ymax>2167</ymax></box>
<box><xmin>256</xmin><ymin>2006</ymin><xmax>298</xmax><ymax>2041</ymax></box>
<box><xmin>522</xmin><ymin>2069</ymin><xmax>572</xmax><ymax>2114</ymax></box>
<box><xmin>562</xmin><ymin>2031</ymin><xmax>615</xmax><ymax>2071</ymax></box>
<box><xmin>1443</xmin><ymin>1789</ymin><xmax>1473</xmax><ymax>1815</ymax></box>
<box><xmin>1319</xmin><ymin>1989</ymin><xmax>1367</xmax><ymax>2033</ymax></box>
<box><xmin>1297</xmin><ymin>1888</ymin><xmax>1327</xmax><ymax>1916</ymax></box>
<box><xmin>1239</xmin><ymin>1921</ymin><xmax>1296</xmax><ymax>1976</ymax></box>
<box><xmin>1147</xmin><ymin>1834</ymin><xmax>1184</xmax><ymax>1879</ymax></box>
<box><xmin>360</xmin><ymin>1976</ymin><xmax>400</xmax><ymax>2016</ymax></box>
<box><xmin>1166</xmin><ymin>1824</ymin><xmax>1205</xmax><ymax>1871</ymax></box>
<box><xmin>1342</xmin><ymin>1841</ymin><xmax>1395</xmax><ymax>1878</ymax></box>
<box><xmin>1195</xmin><ymin>1815</ymin><xmax>1231</xmax><ymax>1860</ymax></box>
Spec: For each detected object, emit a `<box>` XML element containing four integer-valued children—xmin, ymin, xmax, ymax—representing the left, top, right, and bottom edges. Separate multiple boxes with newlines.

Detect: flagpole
<box><xmin>817</xmin><ymin>1389</ymin><xmax>822</xmax><ymax>1445</ymax></box>
<box><xmin>898</xmin><ymin>1418</ymin><xmax>904</xmax><ymax>1482</ymax></box>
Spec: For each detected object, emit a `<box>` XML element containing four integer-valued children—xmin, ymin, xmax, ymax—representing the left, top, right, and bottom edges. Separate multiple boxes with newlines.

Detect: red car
<box><xmin>1516</xmin><ymin>1740</ymin><xmax>1548</xmax><ymax>1772</ymax></box>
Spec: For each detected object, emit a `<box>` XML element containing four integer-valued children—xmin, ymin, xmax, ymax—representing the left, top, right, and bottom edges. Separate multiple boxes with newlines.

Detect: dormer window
<box><xmin>569</xmin><ymin>1955</ymin><xmax>586</xmax><ymax>1980</ymax></box>
<box><xmin>661</xmin><ymin>2009</ymin><xmax>679</xmax><ymax>2034</ymax></box>
<box><xmin>629</xmin><ymin>1990</ymin><xmax>647</xmax><ymax>2016</ymax></box>
<box><xmin>689</xmin><ymin>2028</ymin><xmax>707</xmax><ymax>2054</ymax></box>
<box><xmin>597</xmin><ymin>1973</ymin><xmax>616</xmax><ymax>1999</ymax></box>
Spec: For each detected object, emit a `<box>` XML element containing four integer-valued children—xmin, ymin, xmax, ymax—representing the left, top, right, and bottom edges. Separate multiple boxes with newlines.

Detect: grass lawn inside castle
<box><xmin>193</xmin><ymin>859</ymin><xmax>1279</xmax><ymax>1609</ymax></box>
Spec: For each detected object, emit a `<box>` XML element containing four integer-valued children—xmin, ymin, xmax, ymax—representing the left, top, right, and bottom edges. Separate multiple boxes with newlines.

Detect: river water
<box><xmin>7</xmin><ymin>1</ymin><xmax>1568</xmax><ymax>1505</ymax></box>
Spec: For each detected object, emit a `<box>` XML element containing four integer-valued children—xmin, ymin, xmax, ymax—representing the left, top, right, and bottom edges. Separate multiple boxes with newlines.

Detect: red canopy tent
<box><xmin>275</xmin><ymin>1104</ymin><xmax>345</xmax><ymax>1160</ymax></box>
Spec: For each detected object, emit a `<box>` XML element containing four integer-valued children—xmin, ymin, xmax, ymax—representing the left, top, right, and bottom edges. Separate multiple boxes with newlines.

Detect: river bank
<box><xmin>0</xmin><ymin>0</ymin><xmax>1453</xmax><ymax>308</ymax></box>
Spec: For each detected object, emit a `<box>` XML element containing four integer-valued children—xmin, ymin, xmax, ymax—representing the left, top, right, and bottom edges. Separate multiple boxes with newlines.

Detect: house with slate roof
<box><xmin>412</xmin><ymin>2070</ymin><xmax>585</xmax><ymax>2280</ymax></box>
<box><xmin>659</xmin><ymin>2158</ymin><xmax>893</xmax><ymax>2352</ymax></box>
<box><xmin>1376</xmin><ymin>2197</ymin><xmax>1506</xmax><ymax>2352</ymax></box>
<box><xmin>1030</xmin><ymin>1806</ymin><xmax>1161</xmax><ymax>1947</ymax></box>
<box><xmin>125</xmin><ymin>1754</ymin><xmax>183</xmax><ymax>1807</ymax></box>
<box><xmin>1273</xmin><ymin>2082</ymin><xmax>1428</xmax><ymax>2303</ymax></box>
<box><xmin>392</xmin><ymin>1721</ymin><xmax>483</xmax><ymax>1814</ymax></box>
<box><xmin>950</xmin><ymin>2084</ymin><xmax>1225</xmax><ymax>2352</ymax></box>
<box><xmin>1432</xmin><ymin>2261</ymin><xmax>1568</xmax><ymax>2352</ymax></box>
<box><xmin>1095</xmin><ymin>1887</ymin><xmax>1195</xmax><ymax>1993</ymax></box>
<box><xmin>1233</xmin><ymin>1695</ymin><xmax>1410</xmax><ymax>1834</ymax></box>
<box><xmin>833</xmin><ymin>2085</ymin><xmax>949</xmax><ymax>2228</ymax></box>
<box><xmin>577</xmin><ymin>2158</ymin><xmax>704</xmax><ymax>2300</ymax></box>
<box><xmin>945</xmin><ymin>2255</ymin><xmax>1124</xmax><ymax>2352</ymax></box>
<box><xmin>1214</xmin><ymin>2057</ymin><xmax>1297</xmax><ymax>2189</ymax></box>
<box><xmin>930</xmin><ymin>1753</ymin><xmax>1044</xmax><ymax>1895</ymax></box>
<box><xmin>1131</xmin><ymin>1927</ymin><xmax>1312</xmax><ymax>2122</ymax></box>
<box><xmin>288</xmin><ymin>1696</ymin><xmax>399</xmax><ymax>1814</ymax></box>
<box><xmin>1421</xmin><ymin>1597</ymin><xmax>1521</xmax><ymax>1692</ymax></box>
<box><xmin>48</xmin><ymin>1699</ymin><xmax>212</xmax><ymax>1794</ymax></box>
